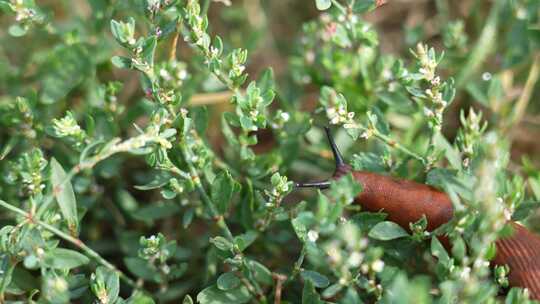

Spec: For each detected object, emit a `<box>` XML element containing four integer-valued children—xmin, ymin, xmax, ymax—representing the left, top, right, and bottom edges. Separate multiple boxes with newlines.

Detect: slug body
<box><xmin>297</xmin><ymin>128</ymin><xmax>540</xmax><ymax>299</ymax></box>
<box><xmin>351</xmin><ymin>171</ymin><xmax>453</xmax><ymax>231</ymax></box>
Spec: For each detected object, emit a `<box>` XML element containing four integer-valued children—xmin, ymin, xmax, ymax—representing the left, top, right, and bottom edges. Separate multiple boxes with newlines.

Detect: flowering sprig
<box><xmin>50</xmin><ymin>111</ymin><xmax>88</xmax><ymax>149</ymax></box>
<box><xmin>443</xmin><ymin>20</ymin><xmax>468</xmax><ymax>51</ymax></box>
<box><xmin>7</xmin><ymin>148</ymin><xmax>47</xmax><ymax>196</ymax></box>
<box><xmin>456</xmin><ymin>109</ymin><xmax>487</xmax><ymax>168</ymax></box>
<box><xmin>260</xmin><ymin>173</ymin><xmax>293</xmax><ymax>230</ymax></box>
<box><xmin>181</xmin><ymin>0</ymin><xmax>275</xmax><ymax>141</ymax></box>
<box><xmin>409</xmin><ymin>43</ymin><xmax>455</xmax><ymax>133</ymax></box>
<box><xmin>1</xmin><ymin>0</ymin><xmax>47</xmax><ymax>37</ymax></box>
<box><xmin>319</xmin><ymin>86</ymin><xmax>361</xmax><ymax>139</ymax></box>
<box><xmin>319</xmin><ymin>86</ymin><xmax>426</xmax><ymax>164</ymax></box>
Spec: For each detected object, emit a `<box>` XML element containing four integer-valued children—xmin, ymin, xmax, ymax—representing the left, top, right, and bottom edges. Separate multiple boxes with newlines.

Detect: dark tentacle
<box><xmin>324</xmin><ymin>126</ymin><xmax>345</xmax><ymax>169</ymax></box>
<box><xmin>294</xmin><ymin>181</ymin><xmax>331</xmax><ymax>189</ymax></box>
<box><xmin>295</xmin><ymin>127</ymin><xmax>348</xmax><ymax>189</ymax></box>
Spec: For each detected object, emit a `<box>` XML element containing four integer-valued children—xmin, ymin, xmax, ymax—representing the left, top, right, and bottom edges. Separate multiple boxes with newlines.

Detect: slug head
<box><xmin>295</xmin><ymin>127</ymin><xmax>351</xmax><ymax>189</ymax></box>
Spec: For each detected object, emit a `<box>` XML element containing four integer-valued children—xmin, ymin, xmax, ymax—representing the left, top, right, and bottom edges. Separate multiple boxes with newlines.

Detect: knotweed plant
<box><xmin>0</xmin><ymin>0</ymin><xmax>539</xmax><ymax>303</ymax></box>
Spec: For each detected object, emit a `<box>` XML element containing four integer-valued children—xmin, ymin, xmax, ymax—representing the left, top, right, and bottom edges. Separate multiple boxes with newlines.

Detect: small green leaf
<box><xmin>43</xmin><ymin>248</ymin><xmax>89</xmax><ymax>269</ymax></box>
<box><xmin>8</xmin><ymin>24</ymin><xmax>27</xmax><ymax>37</ymax></box>
<box><xmin>368</xmin><ymin>221</ymin><xmax>409</xmax><ymax>240</ymax></box>
<box><xmin>91</xmin><ymin>266</ymin><xmax>119</xmax><ymax>304</ymax></box>
<box><xmin>322</xmin><ymin>282</ymin><xmax>343</xmax><ymax>299</ymax></box>
<box><xmin>182</xmin><ymin>208</ymin><xmax>195</xmax><ymax>228</ymax></box>
<box><xmin>433</xmin><ymin>132</ymin><xmax>462</xmax><ymax>170</ymax></box>
<box><xmin>302</xmin><ymin>280</ymin><xmax>325</xmax><ymax>304</ymax></box>
<box><xmin>431</xmin><ymin>237</ymin><xmax>450</xmax><ymax>264</ymax></box>
<box><xmin>292</xmin><ymin>212</ymin><xmax>317</xmax><ymax>242</ymax></box>
<box><xmin>111</xmin><ymin>56</ymin><xmax>132</xmax><ymax>69</ymax></box>
<box><xmin>248</xmin><ymin>260</ymin><xmax>273</xmax><ymax>285</ymax></box>
<box><xmin>217</xmin><ymin>272</ymin><xmax>241</xmax><ymax>291</ymax></box>
<box><xmin>234</xmin><ymin>230</ymin><xmax>258</xmax><ymax>252</ymax></box>
<box><xmin>183</xmin><ymin>295</ymin><xmax>194</xmax><ymax>304</ymax></box>
<box><xmin>134</xmin><ymin>174</ymin><xmax>171</xmax><ymax>190</ymax></box>
<box><xmin>315</xmin><ymin>0</ymin><xmax>332</xmax><ymax>10</ymax></box>
<box><xmin>132</xmin><ymin>202</ymin><xmax>181</xmax><ymax>224</ymax></box>
<box><xmin>353</xmin><ymin>0</ymin><xmax>376</xmax><ymax>13</ymax></box>
<box><xmin>301</xmin><ymin>270</ymin><xmax>330</xmax><ymax>288</ymax></box>
<box><xmin>50</xmin><ymin>158</ymin><xmax>79</xmax><ymax>232</ymax></box>
<box><xmin>197</xmin><ymin>285</ymin><xmax>251</xmax><ymax>304</ymax></box>
<box><xmin>351</xmin><ymin>212</ymin><xmax>387</xmax><ymax>232</ymax></box>
<box><xmin>142</xmin><ymin>36</ymin><xmax>157</xmax><ymax>65</ymax></box>
<box><xmin>211</xmin><ymin>170</ymin><xmax>240</xmax><ymax>214</ymax></box>
<box><xmin>124</xmin><ymin>257</ymin><xmax>161</xmax><ymax>283</ymax></box>
<box><xmin>210</xmin><ymin>236</ymin><xmax>233</xmax><ymax>251</ymax></box>
<box><xmin>451</xmin><ymin>236</ymin><xmax>466</xmax><ymax>261</ymax></box>
<box><xmin>127</xmin><ymin>291</ymin><xmax>156</xmax><ymax>304</ymax></box>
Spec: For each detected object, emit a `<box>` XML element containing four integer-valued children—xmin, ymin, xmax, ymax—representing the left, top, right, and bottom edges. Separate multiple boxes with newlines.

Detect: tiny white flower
<box><xmin>361</xmin><ymin>264</ymin><xmax>369</xmax><ymax>274</ymax></box>
<box><xmin>348</xmin><ymin>251</ymin><xmax>363</xmax><ymax>267</ymax></box>
<box><xmin>178</xmin><ymin>69</ymin><xmax>188</xmax><ymax>80</ymax></box>
<box><xmin>305</xmin><ymin>51</ymin><xmax>315</xmax><ymax>63</ymax></box>
<box><xmin>460</xmin><ymin>266</ymin><xmax>471</xmax><ymax>279</ymax></box>
<box><xmin>371</xmin><ymin>260</ymin><xmax>384</xmax><ymax>272</ymax></box>
<box><xmin>308</xmin><ymin>230</ymin><xmax>319</xmax><ymax>242</ymax></box>
<box><xmin>482</xmin><ymin>72</ymin><xmax>492</xmax><ymax>81</ymax></box>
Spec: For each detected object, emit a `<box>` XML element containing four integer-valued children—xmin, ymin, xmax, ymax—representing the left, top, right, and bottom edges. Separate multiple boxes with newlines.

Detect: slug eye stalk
<box><xmin>295</xmin><ymin>127</ymin><xmax>348</xmax><ymax>189</ymax></box>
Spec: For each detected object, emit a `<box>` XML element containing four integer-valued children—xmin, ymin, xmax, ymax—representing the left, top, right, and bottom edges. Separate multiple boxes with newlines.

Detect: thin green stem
<box><xmin>36</xmin><ymin>134</ymin><xmax>161</xmax><ymax>218</ymax></box>
<box><xmin>284</xmin><ymin>246</ymin><xmax>306</xmax><ymax>286</ymax></box>
<box><xmin>0</xmin><ymin>200</ymin><xmax>140</xmax><ymax>290</ymax></box>
<box><xmin>508</xmin><ymin>53</ymin><xmax>540</xmax><ymax>133</ymax></box>
<box><xmin>370</xmin><ymin>128</ymin><xmax>425</xmax><ymax>164</ymax></box>
<box><xmin>179</xmin><ymin>144</ymin><xmax>234</xmax><ymax>241</ymax></box>
<box><xmin>331</xmin><ymin>0</ymin><xmax>346</xmax><ymax>14</ymax></box>
<box><xmin>201</xmin><ymin>0</ymin><xmax>211</xmax><ymax>16</ymax></box>
<box><xmin>456</xmin><ymin>1</ymin><xmax>501</xmax><ymax>88</ymax></box>
<box><xmin>180</xmin><ymin>141</ymin><xmax>267</xmax><ymax>302</ymax></box>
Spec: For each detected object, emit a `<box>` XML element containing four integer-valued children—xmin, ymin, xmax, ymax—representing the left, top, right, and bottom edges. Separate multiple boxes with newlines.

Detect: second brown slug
<box><xmin>296</xmin><ymin>127</ymin><xmax>540</xmax><ymax>299</ymax></box>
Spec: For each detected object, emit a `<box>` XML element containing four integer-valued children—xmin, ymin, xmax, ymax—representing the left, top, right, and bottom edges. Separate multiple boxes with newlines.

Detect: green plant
<box><xmin>0</xmin><ymin>0</ymin><xmax>539</xmax><ymax>303</ymax></box>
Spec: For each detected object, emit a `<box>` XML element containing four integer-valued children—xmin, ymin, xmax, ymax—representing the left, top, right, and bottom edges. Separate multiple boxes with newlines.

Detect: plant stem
<box><xmin>180</xmin><ymin>142</ymin><xmax>267</xmax><ymax>302</ymax></box>
<box><xmin>371</xmin><ymin>128</ymin><xmax>425</xmax><ymax>164</ymax></box>
<box><xmin>36</xmin><ymin>134</ymin><xmax>161</xmax><ymax>218</ymax></box>
<box><xmin>456</xmin><ymin>1</ymin><xmax>501</xmax><ymax>88</ymax></box>
<box><xmin>508</xmin><ymin>53</ymin><xmax>540</xmax><ymax>132</ymax></box>
<box><xmin>190</xmin><ymin>91</ymin><xmax>235</xmax><ymax>106</ymax></box>
<box><xmin>0</xmin><ymin>200</ymin><xmax>140</xmax><ymax>290</ymax></box>
<box><xmin>284</xmin><ymin>246</ymin><xmax>306</xmax><ymax>286</ymax></box>
<box><xmin>201</xmin><ymin>0</ymin><xmax>211</xmax><ymax>16</ymax></box>
<box><xmin>331</xmin><ymin>0</ymin><xmax>346</xmax><ymax>14</ymax></box>
<box><xmin>180</xmin><ymin>144</ymin><xmax>234</xmax><ymax>240</ymax></box>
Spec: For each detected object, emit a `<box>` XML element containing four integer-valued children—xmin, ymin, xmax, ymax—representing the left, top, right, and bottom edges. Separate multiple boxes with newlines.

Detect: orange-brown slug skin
<box><xmin>351</xmin><ymin>171</ymin><xmax>454</xmax><ymax>232</ymax></box>
<box><xmin>350</xmin><ymin>171</ymin><xmax>540</xmax><ymax>299</ymax></box>
<box><xmin>493</xmin><ymin>223</ymin><xmax>540</xmax><ymax>299</ymax></box>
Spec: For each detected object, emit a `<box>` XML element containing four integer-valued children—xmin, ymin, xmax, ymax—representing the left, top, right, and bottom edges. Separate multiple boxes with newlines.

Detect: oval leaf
<box><xmin>217</xmin><ymin>272</ymin><xmax>241</xmax><ymax>291</ymax></box>
<box><xmin>43</xmin><ymin>248</ymin><xmax>89</xmax><ymax>269</ymax></box>
<box><xmin>301</xmin><ymin>270</ymin><xmax>330</xmax><ymax>288</ymax></box>
<box><xmin>315</xmin><ymin>0</ymin><xmax>332</xmax><ymax>10</ymax></box>
<box><xmin>50</xmin><ymin>158</ymin><xmax>78</xmax><ymax>232</ymax></box>
<box><xmin>197</xmin><ymin>285</ymin><xmax>251</xmax><ymax>304</ymax></box>
<box><xmin>368</xmin><ymin>221</ymin><xmax>409</xmax><ymax>241</ymax></box>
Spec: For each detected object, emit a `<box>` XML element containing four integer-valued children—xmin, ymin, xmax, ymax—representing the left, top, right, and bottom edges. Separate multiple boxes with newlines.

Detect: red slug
<box><xmin>296</xmin><ymin>127</ymin><xmax>540</xmax><ymax>299</ymax></box>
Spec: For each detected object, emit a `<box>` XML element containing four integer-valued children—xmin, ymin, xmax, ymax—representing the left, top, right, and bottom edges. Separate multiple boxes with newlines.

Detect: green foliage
<box><xmin>1</xmin><ymin>0</ymin><xmax>540</xmax><ymax>303</ymax></box>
